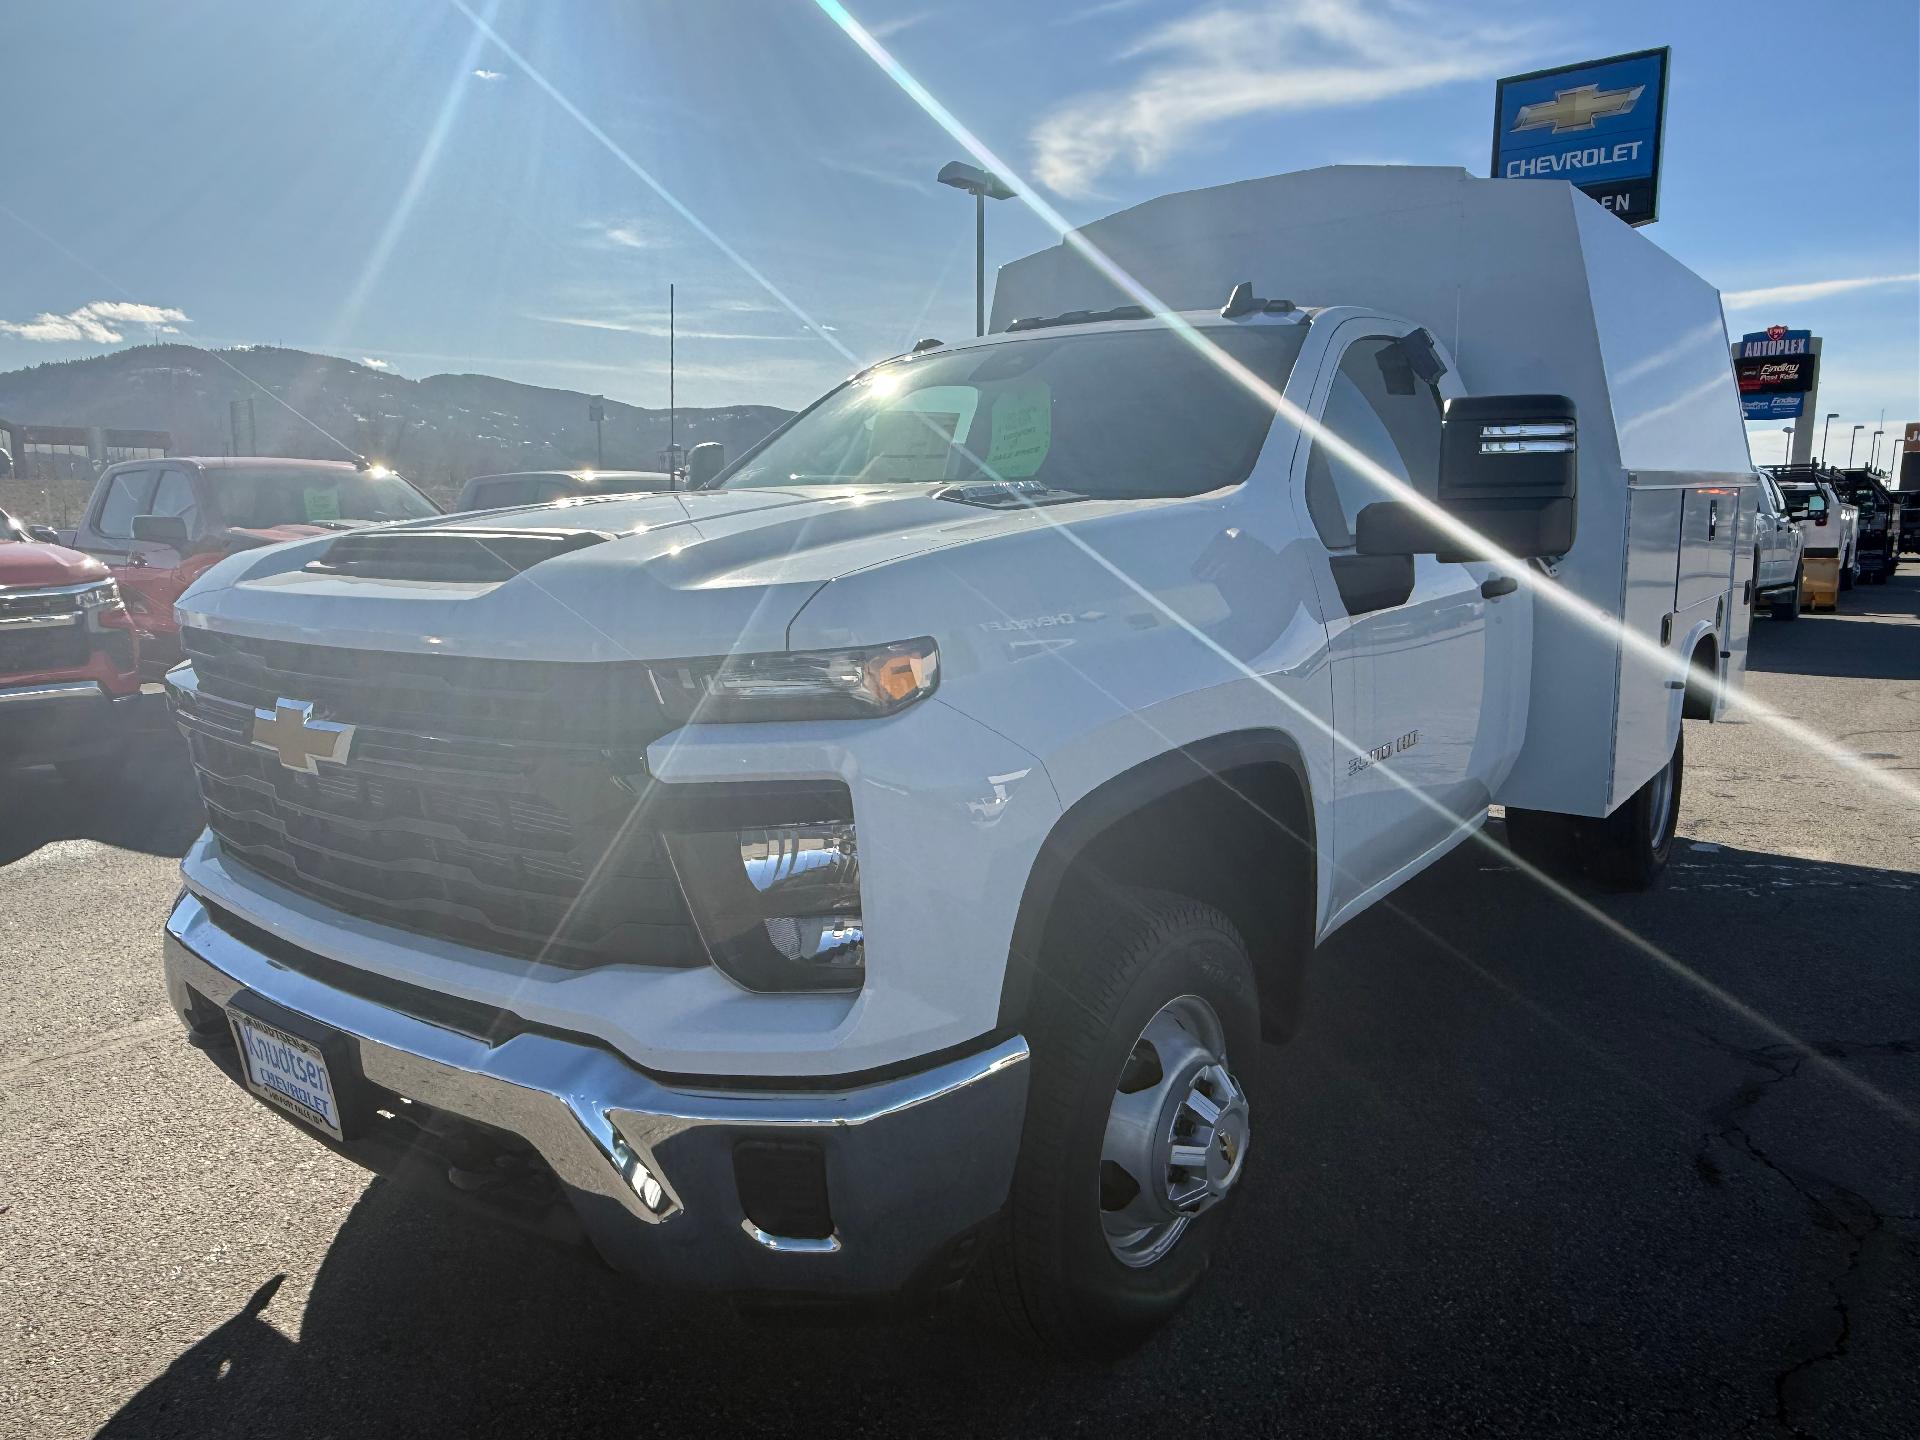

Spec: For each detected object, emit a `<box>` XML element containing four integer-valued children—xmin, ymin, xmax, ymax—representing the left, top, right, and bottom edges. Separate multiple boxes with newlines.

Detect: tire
<box><xmin>1840</xmin><ymin>551</ymin><xmax>1855</xmax><ymax>590</ymax></box>
<box><xmin>983</xmin><ymin>888</ymin><xmax>1259</xmax><ymax>1358</ymax></box>
<box><xmin>1589</xmin><ymin>727</ymin><xmax>1682</xmax><ymax>891</ymax></box>
<box><xmin>1770</xmin><ymin>564</ymin><xmax>1802</xmax><ymax>621</ymax></box>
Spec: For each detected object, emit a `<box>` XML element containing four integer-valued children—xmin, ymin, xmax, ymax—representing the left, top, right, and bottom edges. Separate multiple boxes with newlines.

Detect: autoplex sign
<box><xmin>1492</xmin><ymin>48</ymin><xmax>1670</xmax><ymax>226</ymax></box>
<box><xmin>1733</xmin><ymin>326</ymin><xmax>1817</xmax><ymax>421</ymax></box>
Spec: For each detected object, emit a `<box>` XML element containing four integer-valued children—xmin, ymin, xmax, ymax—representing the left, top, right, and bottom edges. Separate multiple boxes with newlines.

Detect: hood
<box><xmin>177</xmin><ymin>485</ymin><xmax>1140</xmax><ymax>661</ymax></box>
<box><xmin>224</xmin><ymin>521</ymin><xmax>373</xmax><ymax>550</ymax></box>
<box><xmin>0</xmin><ymin>540</ymin><xmax>110</xmax><ymax>589</ymax></box>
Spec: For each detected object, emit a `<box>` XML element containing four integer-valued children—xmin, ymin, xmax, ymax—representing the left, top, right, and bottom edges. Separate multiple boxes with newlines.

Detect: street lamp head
<box><xmin>937</xmin><ymin>161</ymin><xmax>1015</xmax><ymax>200</ymax></box>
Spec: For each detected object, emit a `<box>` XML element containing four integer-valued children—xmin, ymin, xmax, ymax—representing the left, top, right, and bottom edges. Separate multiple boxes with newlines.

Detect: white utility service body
<box><xmin>160</xmin><ymin>166</ymin><xmax>1753</xmax><ymax>1333</ymax></box>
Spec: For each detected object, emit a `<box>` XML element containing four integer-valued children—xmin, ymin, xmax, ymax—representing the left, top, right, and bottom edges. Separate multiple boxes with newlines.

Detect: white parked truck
<box><xmin>162</xmin><ymin>167</ymin><xmax>1755</xmax><ymax>1355</ymax></box>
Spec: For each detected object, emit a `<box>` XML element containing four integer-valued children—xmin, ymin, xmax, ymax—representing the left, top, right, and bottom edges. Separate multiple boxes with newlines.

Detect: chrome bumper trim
<box><xmin>163</xmin><ymin>891</ymin><xmax>1030</xmax><ymax>1293</ymax></box>
<box><xmin>0</xmin><ymin>680</ymin><xmax>105</xmax><ymax>707</ymax></box>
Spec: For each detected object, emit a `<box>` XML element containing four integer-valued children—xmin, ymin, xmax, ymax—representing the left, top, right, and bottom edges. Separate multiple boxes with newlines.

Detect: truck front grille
<box><xmin>172</xmin><ymin>630</ymin><xmax>704</xmax><ymax>970</ymax></box>
<box><xmin>0</xmin><ymin>618</ymin><xmax>89</xmax><ymax>674</ymax></box>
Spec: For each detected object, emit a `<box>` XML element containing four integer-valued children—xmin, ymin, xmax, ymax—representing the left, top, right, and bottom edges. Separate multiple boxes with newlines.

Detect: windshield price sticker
<box><xmin>303</xmin><ymin>486</ymin><xmax>343</xmax><ymax>523</ymax></box>
<box><xmin>987</xmin><ymin>383</ymin><xmax>1051</xmax><ymax>478</ymax></box>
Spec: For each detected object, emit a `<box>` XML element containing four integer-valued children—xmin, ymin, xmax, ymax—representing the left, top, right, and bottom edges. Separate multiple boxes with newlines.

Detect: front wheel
<box><xmin>983</xmin><ymin>890</ymin><xmax>1258</xmax><ymax>1358</ymax></box>
<box><xmin>1590</xmin><ymin>727</ymin><xmax>1683</xmax><ymax>891</ymax></box>
<box><xmin>1840</xmin><ymin>551</ymin><xmax>1856</xmax><ymax>590</ymax></box>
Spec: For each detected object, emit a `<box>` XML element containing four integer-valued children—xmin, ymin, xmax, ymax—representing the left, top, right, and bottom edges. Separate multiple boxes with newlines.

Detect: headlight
<box><xmin>664</xmin><ymin>818</ymin><xmax>864</xmax><ymax>993</ymax></box>
<box><xmin>650</xmin><ymin>638</ymin><xmax>937</xmax><ymax>723</ymax></box>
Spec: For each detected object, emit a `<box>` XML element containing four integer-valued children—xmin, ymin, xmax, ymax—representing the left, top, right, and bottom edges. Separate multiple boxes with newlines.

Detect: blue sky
<box><xmin>3</xmin><ymin>0</ymin><xmax>1914</xmax><ymax>464</ymax></box>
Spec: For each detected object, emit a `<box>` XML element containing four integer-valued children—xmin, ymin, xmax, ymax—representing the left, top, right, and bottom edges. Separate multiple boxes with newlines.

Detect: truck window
<box><xmin>95</xmin><ymin>468</ymin><xmax>158</xmax><ymax>540</ymax></box>
<box><xmin>150</xmin><ymin>468</ymin><xmax>202</xmax><ymax>536</ymax></box>
<box><xmin>1303</xmin><ymin>336</ymin><xmax>1443</xmax><ymax>550</ymax></box>
<box><xmin>718</xmin><ymin>326</ymin><xmax>1307</xmax><ymax>500</ymax></box>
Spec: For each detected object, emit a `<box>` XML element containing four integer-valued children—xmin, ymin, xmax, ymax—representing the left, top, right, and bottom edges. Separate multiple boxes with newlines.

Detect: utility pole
<box><xmin>668</xmin><ymin>282</ymin><xmax>677</xmax><ymax>487</ymax></box>
<box><xmin>589</xmin><ymin>394</ymin><xmax>605</xmax><ymax>469</ymax></box>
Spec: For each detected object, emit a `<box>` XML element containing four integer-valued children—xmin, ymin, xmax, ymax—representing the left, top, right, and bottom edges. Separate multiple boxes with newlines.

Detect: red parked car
<box><xmin>67</xmin><ymin>456</ymin><xmax>439</xmax><ymax>675</ymax></box>
<box><xmin>0</xmin><ymin>506</ymin><xmax>144</xmax><ymax>783</ymax></box>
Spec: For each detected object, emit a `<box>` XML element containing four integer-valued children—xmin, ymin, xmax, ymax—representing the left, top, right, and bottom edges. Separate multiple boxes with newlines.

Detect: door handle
<box><xmin>1481</xmin><ymin>575</ymin><xmax>1518</xmax><ymax>599</ymax></box>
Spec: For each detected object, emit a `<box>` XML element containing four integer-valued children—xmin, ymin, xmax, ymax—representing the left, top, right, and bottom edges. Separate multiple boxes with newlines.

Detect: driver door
<box><xmin>1295</xmin><ymin>324</ymin><xmax>1515</xmax><ymax>923</ymax></box>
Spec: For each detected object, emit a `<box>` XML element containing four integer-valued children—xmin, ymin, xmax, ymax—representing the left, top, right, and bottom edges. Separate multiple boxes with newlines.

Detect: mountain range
<box><xmin>0</xmin><ymin>344</ymin><xmax>792</xmax><ymax>507</ymax></box>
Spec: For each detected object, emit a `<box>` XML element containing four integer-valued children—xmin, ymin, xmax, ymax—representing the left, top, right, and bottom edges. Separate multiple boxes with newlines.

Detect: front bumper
<box><xmin>163</xmin><ymin>892</ymin><xmax>1030</xmax><ymax>1298</ymax></box>
<box><xmin>0</xmin><ymin>679</ymin><xmax>140</xmax><ymax>766</ymax></box>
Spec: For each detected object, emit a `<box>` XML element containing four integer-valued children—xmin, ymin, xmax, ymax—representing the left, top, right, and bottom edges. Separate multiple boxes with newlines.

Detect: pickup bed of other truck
<box><xmin>0</xmin><ymin>506</ymin><xmax>143</xmax><ymax>779</ymax></box>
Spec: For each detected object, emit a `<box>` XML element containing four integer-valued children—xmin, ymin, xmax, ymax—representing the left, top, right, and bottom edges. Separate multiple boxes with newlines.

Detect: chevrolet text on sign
<box><xmin>1493</xmin><ymin>48</ymin><xmax>1670</xmax><ymax>226</ymax></box>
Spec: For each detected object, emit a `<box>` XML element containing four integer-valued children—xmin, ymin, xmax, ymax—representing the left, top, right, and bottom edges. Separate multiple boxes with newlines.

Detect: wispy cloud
<box><xmin>1722</xmin><ymin>272</ymin><xmax>1920</xmax><ymax>310</ymax></box>
<box><xmin>0</xmin><ymin>299</ymin><xmax>188</xmax><ymax>343</ymax></box>
<box><xmin>361</xmin><ymin>357</ymin><xmax>390</xmax><ymax>369</ymax></box>
<box><xmin>866</xmin><ymin>8</ymin><xmax>938</xmax><ymax>40</ymax></box>
<box><xmin>816</xmin><ymin>154</ymin><xmax>936</xmax><ymax>194</ymax></box>
<box><xmin>583</xmin><ymin>218</ymin><xmax>674</xmax><ymax>253</ymax></box>
<box><xmin>1030</xmin><ymin>0</ymin><xmax>1532</xmax><ymax>197</ymax></box>
<box><xmin>472</xmin><ymin>68</ymin><xmax>504</xmax><ymax>81</ymax></box>
<box><xmin>1054</xmin><ymin>0</ymin><xmax>1151</xmax><ymax>24</ymax></box>
<box><xmin>532</xmin><ymin>313</ymin><xmax>800</xmax><ymax>342</ymax></box>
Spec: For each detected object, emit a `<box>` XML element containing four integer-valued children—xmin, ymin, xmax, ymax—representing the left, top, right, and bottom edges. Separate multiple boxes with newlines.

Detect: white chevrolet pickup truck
<box><xmin>161</xmin><ymin>168</ymin><xmax>1757</xmax><ymax>1355</ymax></box>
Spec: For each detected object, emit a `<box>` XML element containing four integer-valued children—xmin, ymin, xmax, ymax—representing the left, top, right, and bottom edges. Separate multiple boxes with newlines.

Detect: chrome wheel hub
<box><xmin>1099</xmin><ymin>994</ymin><xmax>1248</xmax><ymax>1268</ymax></box>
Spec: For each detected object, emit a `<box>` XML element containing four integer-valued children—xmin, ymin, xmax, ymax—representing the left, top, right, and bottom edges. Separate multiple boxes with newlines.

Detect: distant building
<box><xmin>0</xmin><ymin>419</ymin><xmax>171</xmax><ymax>482</ymax></box>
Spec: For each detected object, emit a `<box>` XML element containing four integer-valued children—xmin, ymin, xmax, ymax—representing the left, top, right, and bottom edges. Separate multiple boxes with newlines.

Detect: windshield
<box><xmin>717</xmin><ymin>326</ymin><xmax>1306</xmax><ymax>500</ymax></box>
<box><xmin>1778</xmin><ymin>485</ymin><xmax>1819</xmax><ymax>519</ymax></box>
<box><xmin>202</xmin><ymin>465</ymin><xmax>440</xmax><ymax>529</ymax></box>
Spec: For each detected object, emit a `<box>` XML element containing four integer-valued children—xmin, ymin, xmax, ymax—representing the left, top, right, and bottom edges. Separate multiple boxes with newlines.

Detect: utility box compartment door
<box><xmin>1676</xmin><ymin>488</ymin><xmax>1736</xmax><ymax>611</ymax></box>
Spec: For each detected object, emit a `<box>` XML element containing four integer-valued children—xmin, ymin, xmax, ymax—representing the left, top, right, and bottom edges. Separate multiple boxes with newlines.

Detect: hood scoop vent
<box><xmin>303</xmin><ymin>527</ymin><xmax>613</xmax><ymax>582</ymax></box>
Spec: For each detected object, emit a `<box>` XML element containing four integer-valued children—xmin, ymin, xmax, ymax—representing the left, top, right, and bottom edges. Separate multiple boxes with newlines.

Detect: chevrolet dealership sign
<box><xmin>1494</xmin><ymin>49</ymin><xmax>1670</xmax><ymax>225</ymax></box>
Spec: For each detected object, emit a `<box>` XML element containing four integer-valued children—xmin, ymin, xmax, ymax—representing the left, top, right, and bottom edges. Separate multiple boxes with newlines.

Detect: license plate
<box><xmin>228</xmin><ymin>1009</ymin><xmax>345</xmax><ymax>1141</ymax></box>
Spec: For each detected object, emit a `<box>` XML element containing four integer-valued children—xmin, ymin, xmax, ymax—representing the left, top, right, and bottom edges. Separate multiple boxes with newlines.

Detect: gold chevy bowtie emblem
<box><xmin>251</xmin><ymin>698</ymin><xmax>355</xmax><ymax>774</ymax></box>
<box><xmin>1513</xmin><ymin>83</ymin><xmax>1645</xmax><ymax>135</ymax></box>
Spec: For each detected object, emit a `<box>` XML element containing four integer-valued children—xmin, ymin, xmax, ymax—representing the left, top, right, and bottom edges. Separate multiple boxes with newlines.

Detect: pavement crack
<box><xmin>1687</xmin><ymin>1031</ymin><xmax>1916</xmax><ymax>1438</ymax></box>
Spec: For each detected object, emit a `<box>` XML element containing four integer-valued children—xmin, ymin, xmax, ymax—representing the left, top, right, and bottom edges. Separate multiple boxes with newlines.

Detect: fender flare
<box><xmin>996</xmin><ymin>728</ymin><xmax>1317</xmax><ymax>1031</ymax></box>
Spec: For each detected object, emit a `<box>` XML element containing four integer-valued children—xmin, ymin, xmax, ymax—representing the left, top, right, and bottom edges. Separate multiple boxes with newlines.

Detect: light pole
<box><xmin>1821</xmin><ymin>412</ymin><xmax>1840</xmax><ymax>464</ymax></box>
<box><xmin>1780</xmin><ymin>426</ymin><xmax>1793</xmax><ymax>462</ymax></box>
<box><xmin>1848</xmin><ymin>424</ymin><xmax>1864</xmax><ymax>466</ymax></box>
<box><xmin>1869</xmin><ymin>429</ymin><xmax>1884</xmax><ymax>470</ymax></box>
<box><xmin>937</xmin><ymin>161</ymin><xmax>1015</xmax><ymax>336</ymax></box>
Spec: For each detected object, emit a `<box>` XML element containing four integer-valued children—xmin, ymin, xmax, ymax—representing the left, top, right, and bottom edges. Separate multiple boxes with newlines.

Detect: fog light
<box><xmin>665</xmin><ymin>820</ymin><xmax>864</xmax><ymax>993</ymax></box>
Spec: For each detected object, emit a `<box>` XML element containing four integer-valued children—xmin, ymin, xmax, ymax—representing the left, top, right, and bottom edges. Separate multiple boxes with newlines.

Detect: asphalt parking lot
<box><xmin>2</xmin><ymin>581</ymin><xmax>1916</xmax><ymax>1440</ymax></box>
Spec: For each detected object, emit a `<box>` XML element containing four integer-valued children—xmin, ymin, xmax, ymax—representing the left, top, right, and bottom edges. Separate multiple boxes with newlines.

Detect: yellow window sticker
<box><xmin>303</xmin><ymin>487</ymin><xmax>342</xmax><ymax>523</ymax></box>
<box><xmin>987</xmin><ymin>383</ymin><xmax>1050</xmax><ymax>478</ymax></box>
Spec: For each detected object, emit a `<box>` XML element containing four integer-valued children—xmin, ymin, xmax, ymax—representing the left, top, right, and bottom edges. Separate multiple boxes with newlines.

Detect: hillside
<box><xmin>0</xmin><ymin>344</ymin><xmax>792</xmax><ymax>512</ymax></box>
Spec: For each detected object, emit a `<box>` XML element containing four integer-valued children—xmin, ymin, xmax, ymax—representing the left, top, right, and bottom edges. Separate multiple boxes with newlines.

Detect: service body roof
<box><xmin>989</xmin><ymin>165</ymin><xmax>1751</xmax><ymax>479</ymax></box>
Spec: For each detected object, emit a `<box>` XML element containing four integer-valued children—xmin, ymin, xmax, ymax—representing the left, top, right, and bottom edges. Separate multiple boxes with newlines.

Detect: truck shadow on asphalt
<box><xmin>0</xmin><ymin>735</ymin><xmax>200</xmax><ymax>868</ymax></box>
<box><xmin>95</xmin><ymin>834</ymin><xmax>1920</xmax><ymax>1439</ymax></box>
<box><xmin>1744</xmin><ymin>572</ymin><xmax>1919</xmax><ymax>679</ymax></box>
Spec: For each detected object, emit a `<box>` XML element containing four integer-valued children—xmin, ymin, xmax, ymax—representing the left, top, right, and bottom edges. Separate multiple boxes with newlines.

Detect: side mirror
<box><xmin>1356</xmin><ymin>501</ymin><xmax>1454</xmax><ymax>557</ymax></box>
<box><xmin>1434</xmin><ymin>394</ymin><xmax>1578</xmax><ymax>559</ymax></box>
<box><xmin>686</xmin><ymin>442</ymin><xmax>726</xmax><ymax>489</ymax></box>
<box><xmin>27</xmin><ymin>524</ymin><xmax>61</xmax><ymax>545</ymax></box>
<box><xmin>131</xmin><ymin>514</ymin><xmax>190</xmax><ymax>549</ymax></box>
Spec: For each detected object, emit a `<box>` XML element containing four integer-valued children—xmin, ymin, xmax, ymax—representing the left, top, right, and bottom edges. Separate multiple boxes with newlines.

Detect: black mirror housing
<box><xmin>131</xmin><ymin>513</ymin><xmax>191</xmax><ymax>548</ymax></box>
<box><xmin>27</xmin><ymin>524</ymin><xmax>61</xmax><ymax>545</ymax></box>
<box><xmin>1437</xmin><ymin>394</ymin><xmax>1578</xmax><ymax>559</ymax></box>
